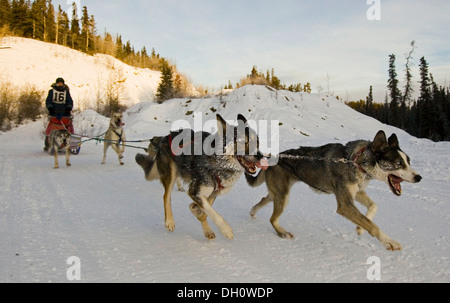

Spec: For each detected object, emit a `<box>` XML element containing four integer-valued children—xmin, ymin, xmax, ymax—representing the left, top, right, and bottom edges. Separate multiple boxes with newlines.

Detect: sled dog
<box><xmin>102</xmin><ymin>112</ymin><xmax>126</xmax><ymax>165</ymax></box>
<box><xmin>246</xmin><ymin>131</ymin><xmax>422</xmax><ymax>251</ymax></box>
<box><xmin>48</xmin><ymin>129</ymin><xmax>72</xmax><ymax>169</ymax></box>
<box><xmin>136</xmin><ymin>114</ymin><xmax>268</xmax><ymax>240</ymax></box>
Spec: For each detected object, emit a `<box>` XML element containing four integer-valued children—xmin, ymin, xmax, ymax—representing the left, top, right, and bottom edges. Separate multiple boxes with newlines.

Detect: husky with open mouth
<box><xmin>246</xmin><ymin>131</ymin><xmax>422</xmax><ymax>251</ymax></box>
<box><xmin>136</xmin><ymin>114</ymin><xmax>269</xmax><ymax>240</ymax></box>
<box><xmin>102</xmin><ymin>112</ymin><xmax>126</xmax><ymax>165</ymax></box>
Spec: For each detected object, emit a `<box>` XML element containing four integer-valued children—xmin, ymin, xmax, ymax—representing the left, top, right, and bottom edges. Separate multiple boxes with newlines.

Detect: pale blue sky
<box><xmin>56</xmin><ymin>0</ymin><xmax>450</xmax><ymax>101</ymax></box>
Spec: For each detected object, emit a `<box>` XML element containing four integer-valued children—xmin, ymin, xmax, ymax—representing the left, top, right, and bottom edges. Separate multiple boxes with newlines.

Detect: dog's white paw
<box><xmin>220</xmin><ymin>224</ymin><xmax>234</xmax><ymax>239</ymax></box>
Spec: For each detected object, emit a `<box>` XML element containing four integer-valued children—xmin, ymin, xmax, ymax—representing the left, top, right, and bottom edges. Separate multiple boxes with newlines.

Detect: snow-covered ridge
<box><xmin>0</xmin><ymin>37</ymin><xmax>162</xmax><ymax>110</ymax></box>
<box><xmin>122</xmin><ymin>85</ymin><xmax>427</xmax><ymax>150</ymax></box>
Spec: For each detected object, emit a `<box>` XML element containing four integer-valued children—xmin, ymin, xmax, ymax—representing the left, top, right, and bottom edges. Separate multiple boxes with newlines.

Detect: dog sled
<box><xmin>45</xmin><ymin>116</ymin><xmax>82</xmax><ymax>155</ymax></box>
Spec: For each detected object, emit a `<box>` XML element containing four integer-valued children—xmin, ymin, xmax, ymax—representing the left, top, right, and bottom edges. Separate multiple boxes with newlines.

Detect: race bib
<box><xmin>53</xmin><ymin>90</ymin><xmax>67</xmax><ymax>104</ymax></box>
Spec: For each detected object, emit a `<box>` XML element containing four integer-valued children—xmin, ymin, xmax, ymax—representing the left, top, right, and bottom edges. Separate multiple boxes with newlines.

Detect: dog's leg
<box><xmin>65</xmin><ymin>147</ymin><xmax>71</xmax><ymax>167</ymax></box>
<box><xmin>176</xmin><ymin>179</ymin><xmax>185</xmax><ymax>192</ymax></box>
<box><xmin>102</xmin><ymin>143</ymin><xmax>109</xmax><ymax>164</ymax></box>
<box><xmin>53</xmin><ymin>147</ymin><xmax>59</xmax><ymax>169</ymax></box>
<box><xmin>271</xmin><ymin>192</ymin><xmax>294</xmax><ymax>239</ymax></box>
<box><xmin>189</xmin><ymin>183</ymin><xmax>233</xmax><ymax>239</ymax></box>
<box><xmin>111</xmin><ymin>144</ymin><xmax>124</xmax><ymax>165</ymax></box>
<box><xmin>335</xmin><ymin>185</ymin><xmax>402</xmax><ymax>251</ymax></box>
<box><xmin>160</xmin><ymin>161</ymin><xmax>177</xmax><ymax>232</ymax></box>
<box><xmin>190</xmin><ymin>193</ymin><xmax>217</xmax><ymax>240</ymax></box>
<box><xmin>250</xmin><ymin>192</ymin><xmax>273</xmax><ymax>218</ymax></box>
<box><xmin>355</xmin><ymin>190</ymin><xmax>378</xmax><ymax>236</ymax></box>
<box><xmin>120</xmin><ymin>134</ymin><xmax>126</xmax><ymax>155</ymax></box>
<box><xmin>264</xmin><ymin>174</ymin><xmax>294</xmax><ymax>238</ymax></box>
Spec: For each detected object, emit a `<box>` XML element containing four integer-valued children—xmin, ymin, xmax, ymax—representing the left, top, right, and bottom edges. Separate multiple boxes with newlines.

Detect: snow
<box><xmin>0</xmin><ymin>37</ymin><xmax>174</xmax><ymax>109</ymax></box>
<box><xmin>0</xmin><ymin>85</ymin><xmax>449</xmax><ymax>283</ymax></box>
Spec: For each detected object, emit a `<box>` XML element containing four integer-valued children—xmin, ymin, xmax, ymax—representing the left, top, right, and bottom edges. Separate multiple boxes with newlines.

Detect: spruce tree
<box><xmin>70</xmin><ymin>2</ymin><xmax>80</xmax><ymax>49</ymax></box>
<box><xmin>81</xmin><ymin>6</ymin><xmax>94</xmax><ymax>53</ymax></box>
<box><xmin>59</xmin><ymin>7</ymin><xmax>69</xmax><ymax>46</ymax></box>
<box><xmin>417</xmin><ymin>57</ymin><xmax>436</xmax><ymax>139</ymax></box>
<box><xmin>115</xmin><ymin>35</ymin><xmax>124</xmax><ymax>60</ymax></box>
<box><xmin>387</xmin><ymin>54</ymin><xmax>401</xmax><ymax>127</ymax></box>
<box><xmin>45</xmin><ymin>0</ymin><xmax>56</xmax><ymax>43</ymax></box>
<box><xmin>0</xmin><ymin>0</ymin><xmax>11</xmax><ymax>28</ymax></box>
<box><xmin>156</xmin><ymin>60</ymin><xmax>174</xmax><ymax>103</ymax></box>
<box><xmin>365</xmin><ymin>86</ymin><xmax>374</xmax><ymax>117</ymax></box>
<box><xmin>11</xmin><ymin>0</ymin><xmax>32</xmax><ymax>37</ymax></box>
<box><xmin>30</xmin><ymin>0</ymin><xmax>45</xmax><ymax>40</ymax></box>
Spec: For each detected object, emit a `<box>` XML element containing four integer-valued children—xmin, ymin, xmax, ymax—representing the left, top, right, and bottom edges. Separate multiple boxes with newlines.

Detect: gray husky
<box><xmin>48</xmin><ymin>129</ymin><xmax>72</xmax><ymax>169</ymax></box>
<box><xmin>136</xmin><ymin>114</ymin><xmax>268</xmax><ymax>240</ymax></box>
<box><xmin>246</xmin><ymin>131</ymin><xmax>422</xmax><ymax>251</ymax></box>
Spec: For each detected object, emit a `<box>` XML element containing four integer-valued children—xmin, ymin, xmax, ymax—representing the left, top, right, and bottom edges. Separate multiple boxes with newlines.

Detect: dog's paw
<box><xmin>356</xmin><ymin>226</ymin><xmax>366</xmax><ymax>236</ymax></box>
<box><xmin>66</xmin><ymin>163</ymin><xmax>71</xmax><ymax>167</ymax></box>
<box><xmin>220</xmin><ymin>224</ymin><xmax>234</xmax><ymax>239</ymax></box>
<box><xmin>278</xmin><ymin>231</ymin><xmax>294</xmax><ymax>239</ymax></box>
<box><xmin>53</xmin><ymin>166</ymin><xmax>59</xmax><ymax>169</ymax></box>
<box><xmin>204</xmin><ymin>230</ymin><xmax>216</xmax><ymax>240</ymax></box>
<box><xmin>381</xmin><ymin>237</ymin><xmax>403</xmax><ymax>251</ymax></box>
<box><xmin>250</xmin><ymin>207</ymin><xmax>258</xmax><ymax>218</ymax></box>
<box><xmin>165</xmin><ymin>220</ymin><xmax>175</xmax><ymax>232</ymax></box>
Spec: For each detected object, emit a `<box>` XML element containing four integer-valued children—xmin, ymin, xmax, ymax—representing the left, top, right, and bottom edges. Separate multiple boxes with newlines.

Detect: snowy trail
<box><xmin>1</xmin><ymin>86</ymin><xmax>449</xmax><ymax>283</ymax></box>
<box><xmin>0</xmin><ymin>121</ymin><xmax>448</xmax><ymax>282</ymax></box>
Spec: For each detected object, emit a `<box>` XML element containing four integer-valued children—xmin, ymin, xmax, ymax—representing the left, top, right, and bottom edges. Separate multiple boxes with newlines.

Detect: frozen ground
<box><xmin>0</xmin><ymin>86</ymin><xmax>448</xmax><ymax>282</ymax></box>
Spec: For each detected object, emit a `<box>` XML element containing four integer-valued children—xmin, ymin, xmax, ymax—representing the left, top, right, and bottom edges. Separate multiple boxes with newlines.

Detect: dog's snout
<box><xmin>414</xmin><ymin>175</ymin><xmax>422</xmax><ymax>183</ymax></box>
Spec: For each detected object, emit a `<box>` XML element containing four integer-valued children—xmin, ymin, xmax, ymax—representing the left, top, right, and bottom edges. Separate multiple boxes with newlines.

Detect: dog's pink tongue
<box><xmin>120</xmin><ymin>123</ymin><xmax>125</xmax><ymax>126</ymax></box>
<box><xmin>256</xmin><ymin>158</ymin><xmax>270</xmax><ymax>171</ymax></box>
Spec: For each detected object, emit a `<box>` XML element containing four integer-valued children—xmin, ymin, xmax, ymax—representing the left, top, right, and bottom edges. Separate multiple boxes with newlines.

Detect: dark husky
<box><xmin>246</xmin><ymin>131</ymin><xmax>422</xmax><ymax>251</ymax></box>
<box><xmin>136</xmin><ymin>114</ymin><xmax>268</xmax><ymax>240</ymax></box>
<box><xmin>48</xmin><ymin>129</ymin><xmax>72</xmax><ymax>169</ymax></box>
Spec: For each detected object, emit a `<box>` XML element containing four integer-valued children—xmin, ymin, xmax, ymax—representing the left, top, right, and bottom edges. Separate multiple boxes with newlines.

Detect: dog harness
<box><xmin>113</xmin><ymin>129</ymin><xmax>123</xmax><ymax>145</ymax></box>
<box><xmin>352</xmin><ymin>147</ymin><xmax>369</xmax><ymax>175</ymax></box>
<box><xmin>214</xmin><ymin>176</ymin><xmax>225</xmax><ymax>192</ymax></box>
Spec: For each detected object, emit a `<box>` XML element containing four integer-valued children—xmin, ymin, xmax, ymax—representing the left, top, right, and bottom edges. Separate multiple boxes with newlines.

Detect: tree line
<box><xmin>225</xmin><ymin>66</ymin><xmax>312</xmax><ymax>93</ymax></box>
<box><xmin>347</xmin><ymin>41</ymin><xmax>450</xmax><ymax>142</ymax></box>
<box><xmin>0</xmin><ymin>0</ymin><xmax>170</xmax><ymax>71</ymax></box>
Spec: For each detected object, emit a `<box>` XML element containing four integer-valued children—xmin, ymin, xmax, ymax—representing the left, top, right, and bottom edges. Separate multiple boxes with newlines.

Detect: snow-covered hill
<box><xmin>0</xmin><ymin>37</ymin><xmax>196</xmax><ymax>110</ymax></box>
<box><xmin>0</xmin><ymin>85</ymin><xmax>449</xmax><ymax>282</ymax></box>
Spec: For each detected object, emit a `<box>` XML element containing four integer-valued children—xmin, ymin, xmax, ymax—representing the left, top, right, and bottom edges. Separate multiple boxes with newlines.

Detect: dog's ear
<box><xmin>216</xmin><ymin>114</ymin><xmax>228</xmax><ymax>135</ymax></box>
<box><xmin>372</xmin><ymin>130</ymin><xmax>389</xmax><ymax>153</ymax></box>
<box><xmin>388</xmin><ymin>134</ymin><xmax>400</xmax><ymax>149</ymax></box>
<box><xmin>237</xmin><ymin>114</ymin><xmax>248</xmax><ymax>126</ymax></box>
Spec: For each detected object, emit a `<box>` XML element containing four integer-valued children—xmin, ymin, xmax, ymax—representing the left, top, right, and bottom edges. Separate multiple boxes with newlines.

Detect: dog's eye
<box><xmin>396</xmin><ymin>161</ymin><xmax>403</xmax><ymax>166</ymax></box>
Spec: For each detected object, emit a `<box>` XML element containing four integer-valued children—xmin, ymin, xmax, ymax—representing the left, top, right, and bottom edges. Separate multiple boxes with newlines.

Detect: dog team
<box><xmin>44</xmin><ymin>78</ymin><xmax>422</xmax><ymax>251</ymax></box>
